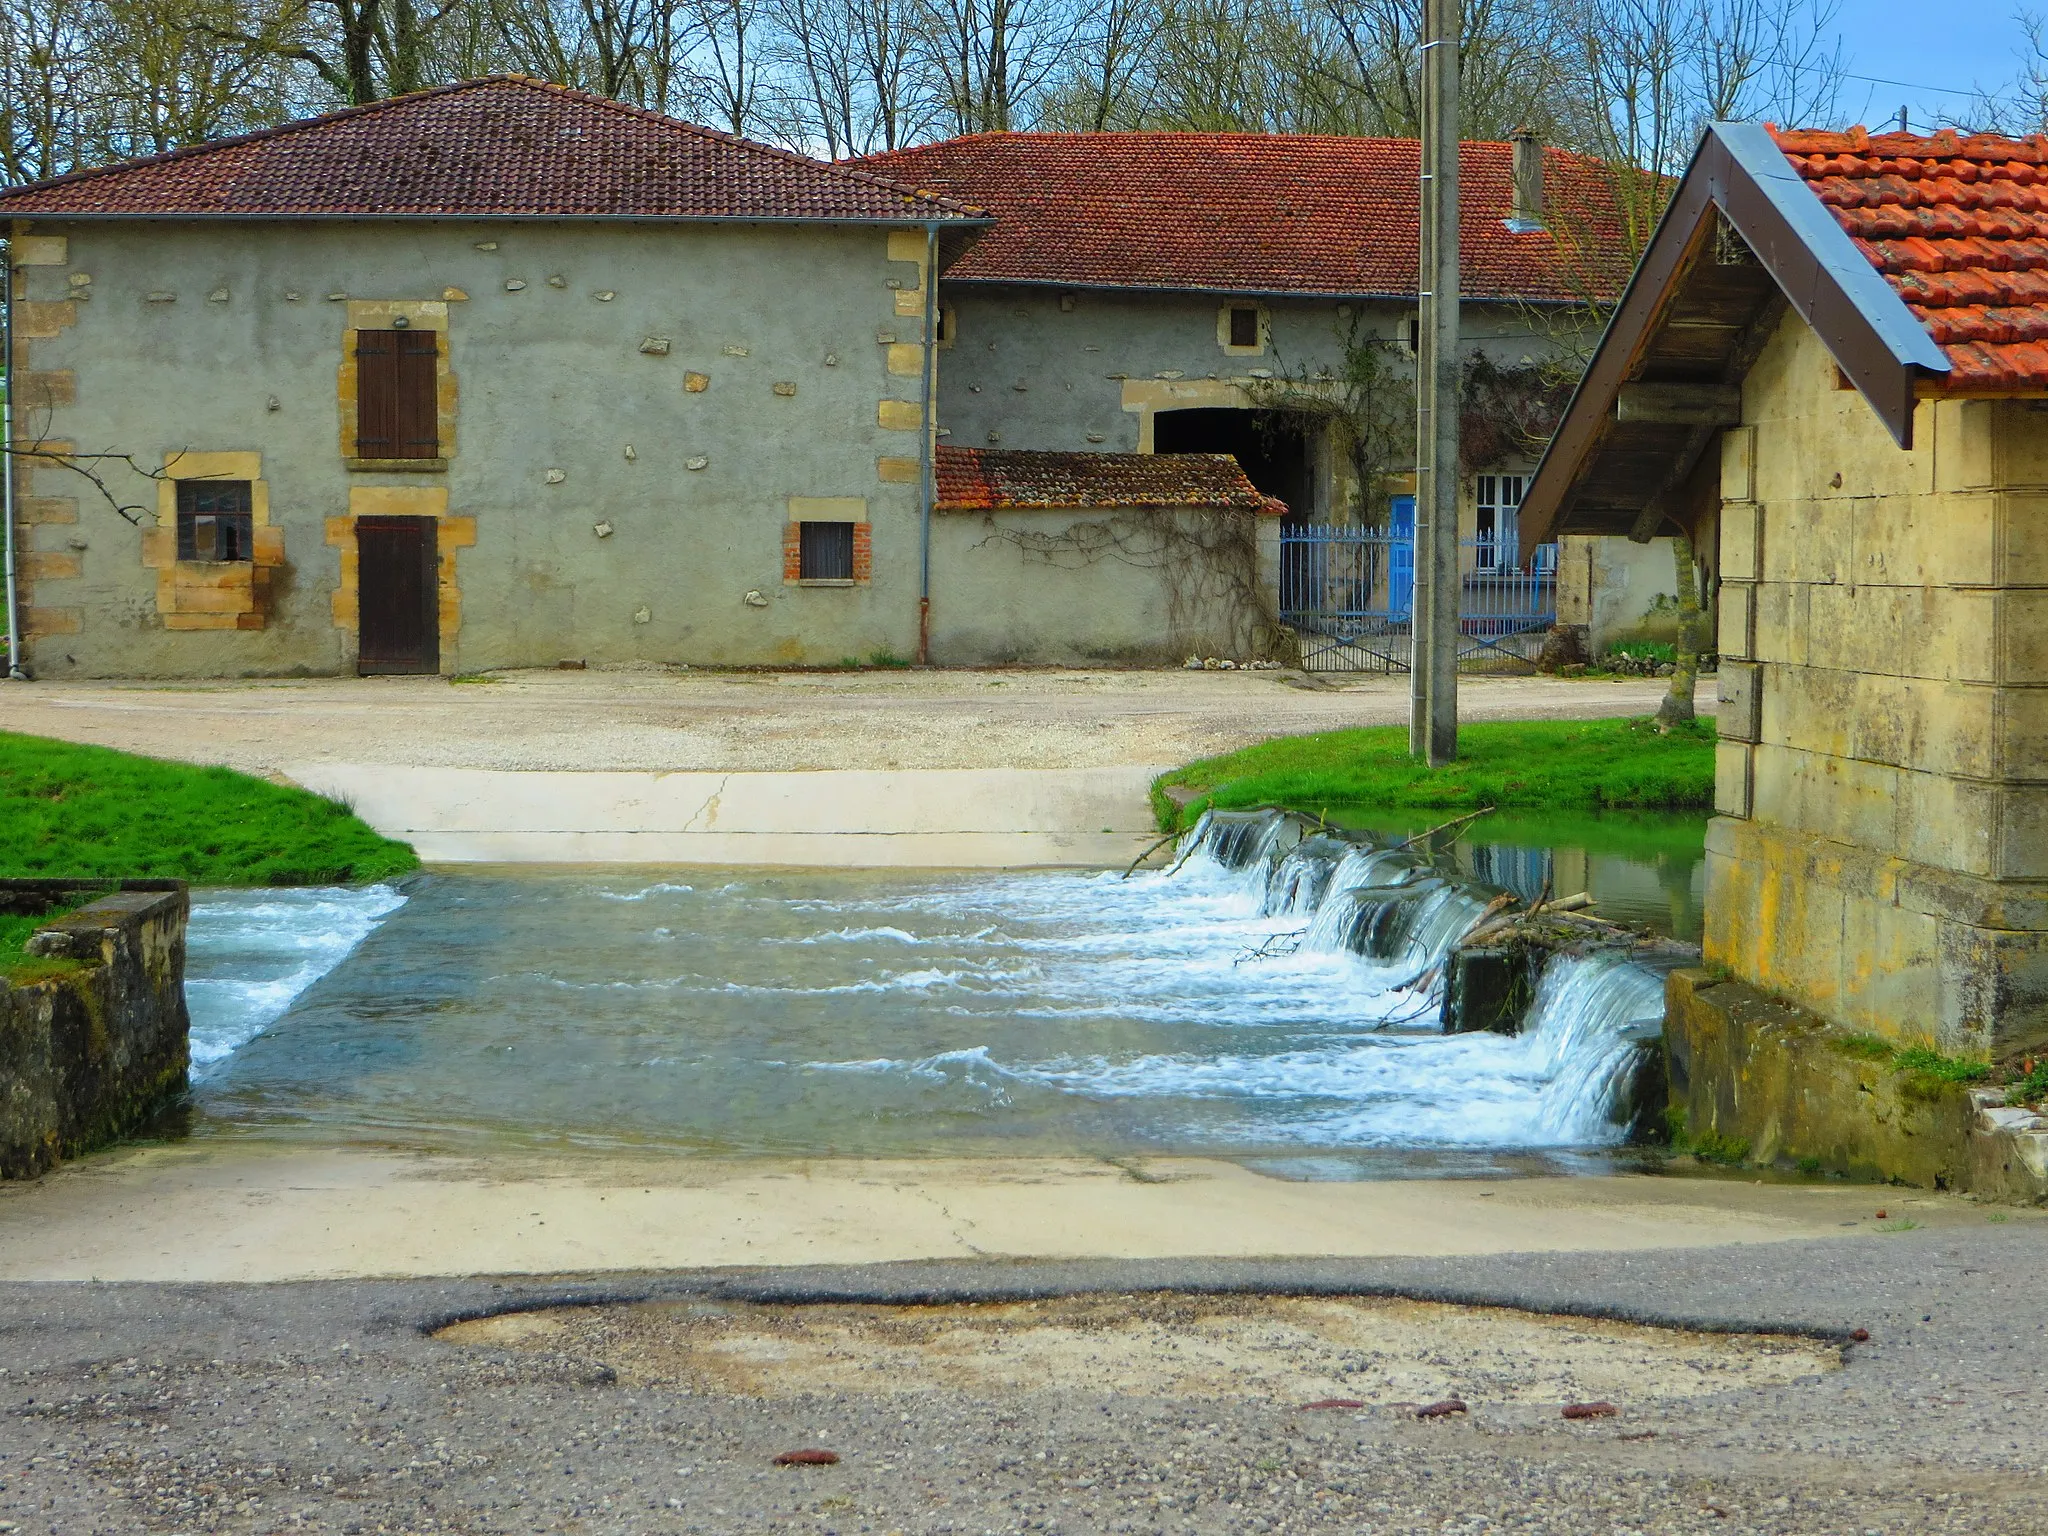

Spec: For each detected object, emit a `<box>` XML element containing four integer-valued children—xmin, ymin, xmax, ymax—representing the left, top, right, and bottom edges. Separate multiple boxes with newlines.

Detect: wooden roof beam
<box><xmin>1616</xmin><ymin>383</ymin><xmax>1743</xmax><ymax>426</ymax></box>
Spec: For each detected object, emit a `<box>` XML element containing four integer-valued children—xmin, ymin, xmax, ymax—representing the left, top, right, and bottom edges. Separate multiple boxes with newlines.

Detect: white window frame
<box><xmin>1474</xmin><ymin>473</ymin><xmax>1526</xmax><ymax>570</ymax></box>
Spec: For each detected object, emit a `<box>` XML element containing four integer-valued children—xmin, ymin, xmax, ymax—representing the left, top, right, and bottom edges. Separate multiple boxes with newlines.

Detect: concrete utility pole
<box><xmin>1409</xmin><ymin>0</ymin><xmax>1461</xmax><ymax>764</ymax></box>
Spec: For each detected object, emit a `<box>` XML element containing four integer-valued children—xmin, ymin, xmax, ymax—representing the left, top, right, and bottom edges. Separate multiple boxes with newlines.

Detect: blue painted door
<box><xmin>1388</xmin><ymin>496</ymin><xmax>1416</xmax><ymax>619</ymax></box>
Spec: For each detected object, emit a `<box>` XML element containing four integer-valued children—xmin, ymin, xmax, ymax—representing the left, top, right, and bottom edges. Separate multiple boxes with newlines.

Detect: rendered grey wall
<box><xmin>11</xmin><ymin>218</ymin><xmax>932</xmax><ymax>676</ymax></box>
<box><xmin>926</xmin><ymin>507</ymin><xmax>1285</xmax><ymax>665</ymax></box>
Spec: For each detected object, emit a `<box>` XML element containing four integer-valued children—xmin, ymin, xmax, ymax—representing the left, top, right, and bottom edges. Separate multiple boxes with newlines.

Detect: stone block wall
<box><xmin>1663</xmin><ymin>967</ymin><xmax>2048</xmax><ymax>1198</ymax></box>
<box><xmin>1709</xmin><ymin>314</ymin><xmax>2048</xmax><ymax>1057</ymax></box>
<box><xmin>0</xmin><ymin>881</ymin><xmax>190</xmax><ymax>1178</ymax></box>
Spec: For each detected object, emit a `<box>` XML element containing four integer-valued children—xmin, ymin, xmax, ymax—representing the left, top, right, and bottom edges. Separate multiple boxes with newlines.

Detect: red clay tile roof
<box><xmin>936</xmin><ymin>447</ymin><xmax>1285</xmax><ymax>513</ymax></box>
<box><xmin>0</xmin><ymin>76</ymin><xmax>979</xmax><ymax>222</ymax></box>
<box><xmin>851</xmin><ymin>133</ymin><xmax>1627</xmax><ymax>300</ymax></box>
<box><xmin>1775</xmin><ymin>125</ymin><xmax>2048</xmax><ymax>391</ymax></box>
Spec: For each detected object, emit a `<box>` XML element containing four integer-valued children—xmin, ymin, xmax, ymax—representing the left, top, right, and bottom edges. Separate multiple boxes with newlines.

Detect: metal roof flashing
<box><xmin>1518</xmin><ymin>121</ymin><xmax>1951</xmax><ymax>558</ymax></box>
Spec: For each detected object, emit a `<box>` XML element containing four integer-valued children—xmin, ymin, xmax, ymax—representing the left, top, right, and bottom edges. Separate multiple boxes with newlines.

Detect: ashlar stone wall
<box><xmin>1710</xmin><ymin>312</ymin><xmax>2048</xmax><ymax>1057</ymax></box>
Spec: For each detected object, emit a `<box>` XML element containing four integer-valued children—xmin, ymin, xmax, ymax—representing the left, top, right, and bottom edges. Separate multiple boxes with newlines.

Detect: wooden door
<box><xmin>356</xmin><ymin>516</ymin><xmax>439</xmax><ymax>675</ymax></box>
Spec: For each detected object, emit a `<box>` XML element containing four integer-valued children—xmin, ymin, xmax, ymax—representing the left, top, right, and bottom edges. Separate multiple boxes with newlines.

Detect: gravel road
<box><xmin>0</xmin><ymin>669</ymin><xmax>1691</xmax><ymax>773</ymax></box>
<box><xmin>4</xmin><ymin>1228</ymin><xmax>2041</xmax><ymax>1536</ymax></box>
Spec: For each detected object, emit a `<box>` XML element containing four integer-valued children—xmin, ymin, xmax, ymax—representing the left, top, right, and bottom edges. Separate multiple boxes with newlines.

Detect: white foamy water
<box><xmin>180</xmin><ymin>814</ymin><xmax>1674</xmax><ymax>1160</ymax></box>
<box><xmin>183</xmin><ymin>886</ymin><xmax>407</xmax><ymax>1067</ymax></box>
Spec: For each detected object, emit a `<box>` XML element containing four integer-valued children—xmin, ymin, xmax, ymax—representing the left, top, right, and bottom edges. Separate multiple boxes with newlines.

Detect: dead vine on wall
<box><xmin>971</xmin><ymin>506</ymin><xmax>1288</xmax><ymax>658</ymax></box>
<box><xmin>1459</xmin><ymin>354</ymin><xmax>1573</xmax><ymax>467</ymax></box>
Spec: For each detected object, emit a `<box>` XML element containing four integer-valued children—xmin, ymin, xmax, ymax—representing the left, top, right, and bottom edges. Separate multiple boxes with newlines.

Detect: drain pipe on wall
<box><xmin>916</xmin><ymin>220</ymin><xmax>939</xmax><ymax>666</ymax></box>
<box><xmin>2</xmin><ymin>233</ymin><xmax>25</xmax><ymax>681</ymax></box>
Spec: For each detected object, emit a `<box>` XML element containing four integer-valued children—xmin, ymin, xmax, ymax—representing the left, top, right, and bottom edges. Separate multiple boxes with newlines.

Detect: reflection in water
<box><xmin>1343</xmin><ymin>811</ymin><xmax>1710</xmax><ymax>941</ymax></box>
<box><xmin>182</xmin><ymin>815</ymin><xmax>1701</xmax><ymax>1166</ymax></box>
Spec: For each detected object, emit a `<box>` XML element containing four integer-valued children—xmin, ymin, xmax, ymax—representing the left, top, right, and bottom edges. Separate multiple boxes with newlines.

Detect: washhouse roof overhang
<box><xmin>1518</xmin><ymin>121</ymin><xmax>1952</xmax><ymax>556</ymax></box>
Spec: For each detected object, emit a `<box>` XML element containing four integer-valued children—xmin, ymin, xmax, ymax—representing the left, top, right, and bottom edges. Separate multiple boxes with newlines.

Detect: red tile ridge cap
<box><xmin>0</xmin><ymin>74</ymin><xmax>985</xmax><ymax>218</ymax></box>
<box><xmin>878</xmin><ymin>127</ymin><xmax>1591</xmax><ymax>154</ymax></box>
<box><xmin>1769</xmin><ymin>122</ymin><xmax>2048</xmax><ymax>165</ymax></box>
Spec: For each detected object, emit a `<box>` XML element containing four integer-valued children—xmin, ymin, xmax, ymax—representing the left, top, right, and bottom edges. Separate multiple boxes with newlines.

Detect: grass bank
<box><xmin>1151</xmin><ymin>716</ymin><xmax>1715</xmax><ymax>831</ymax></box>
<box><xmin>0</xmin><ymin>731</ymin><xmax>418</xmax><ymax>887</ymax></box>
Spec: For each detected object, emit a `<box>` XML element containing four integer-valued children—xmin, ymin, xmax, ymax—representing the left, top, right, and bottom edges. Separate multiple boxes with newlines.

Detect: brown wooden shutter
<box><xmin>397</xmin><ymin>330</ymin><xmax>439</xmax><ymax>457</ymax></box>
<box><xmin>354</xmin><ymin>328</ymin><xmax>439</xmax><ymax>459</ymax></box>
<box><xmin>354</xmin><ymin>329</ymin><xmax>400</xmax><ymax>457</ymax></box>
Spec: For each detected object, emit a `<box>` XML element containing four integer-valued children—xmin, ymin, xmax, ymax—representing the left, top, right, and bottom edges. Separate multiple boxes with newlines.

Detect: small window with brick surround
<box><xmin>799</xmin><ymin>521</ymin><xmax>856</xmax><ymax>582</ymax></box>
<box><xmin>176</xmin><ymin>480</ymin><xmax>255</xmax><ymax>562</ymax></box>
<box><xmin>354</xmin><ymin>327</ymin><xmax>440</xmax><ymax>458</ymax></box>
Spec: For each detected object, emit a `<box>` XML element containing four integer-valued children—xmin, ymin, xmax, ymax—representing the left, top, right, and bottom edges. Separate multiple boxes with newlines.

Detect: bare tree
<box><xmin>0</xmin><ymin>0</ymin><xmax>95</xmax><ymax>181</ymax></box>
<box><xmin>1968</xmin><ymin>9</ymin><xmax>2048</xmax><ymax>133</ymax></box>
<box><xmin>1035</xmin><ymin>0</ymin><xmax>1158</xmax><ymax>130</ymax></box>
<box><xmin>916</xmin><ymin>0</ymin><xmax>1077</xmax><ymax>134</ymax></box>
<box><xmin>680</xmin><ymin>0</ymin><xmax>767</xmax><ymax>132</ymax></box>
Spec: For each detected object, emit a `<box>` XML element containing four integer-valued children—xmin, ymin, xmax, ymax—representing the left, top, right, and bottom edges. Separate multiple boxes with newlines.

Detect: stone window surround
<box><xmin>337</xmin><ymin>299</ymin><xmax>459</xmax><ymax>471</ymax></box>
<box><xmin>324</xmin><ymin>485</ymin><xmax>476</xmax><ymax>672</ymax></box>
<box><xmin>140</xmin><ymin>451</ymin><xmax>286</xmax><ymax>631</ymax></box>
<box><xmin>1217</xmin><ymin>302</ymin><xmax>1268</xmax><ymax>356</ymax></box>
<box><xmin>782</xmin><ymin>498</ymin><xmax>872</xmax><ymax>586</ymax></box>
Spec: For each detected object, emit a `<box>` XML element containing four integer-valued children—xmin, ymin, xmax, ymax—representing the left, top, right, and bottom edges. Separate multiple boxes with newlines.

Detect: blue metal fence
<box><xmin>1279</xmin><ymin>499</ymin><xmax>1557</xmax><ymax>673</ymax></box>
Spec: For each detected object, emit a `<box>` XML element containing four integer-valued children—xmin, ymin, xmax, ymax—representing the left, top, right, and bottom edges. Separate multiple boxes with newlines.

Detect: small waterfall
<box><xmin>1170</xmin><ymin>806</ymin><xmax>1673</xmax><ymax>1143</ymax></box>
<box><xmin>1522</xmin><ymin>952</ymin><xmax>1670</xmax><ymax>1142</ymax></box>
<box><xmin>1179</xmin><ymin>808</ymin><xmax>1294</xmax><ymax>878</ymax></box>
<box><xmin>1262</xmin><ymin>833</ymin><xmax>1356</xmax><ymax>915</ymax></box>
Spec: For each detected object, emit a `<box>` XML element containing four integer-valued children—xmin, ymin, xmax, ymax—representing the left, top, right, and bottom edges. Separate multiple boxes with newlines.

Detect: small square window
<box><xmin>176</xmin><ymin>480</ymin><xmax>254</xmax><ymax>562</ymax></box>
<box><xmin>799</xmin><ymin>520</ymin><xmax>856</xmax><ymax>581</ymax></box>
<box><xmin>1228</xmin><ymin>306</ymin><xmax>1260</xmax><ymax>348</ymax></box>
<box><xmin>935</xmin><ymin>307</ymin><xmax>956</xmax><ymax>345</ymax></box>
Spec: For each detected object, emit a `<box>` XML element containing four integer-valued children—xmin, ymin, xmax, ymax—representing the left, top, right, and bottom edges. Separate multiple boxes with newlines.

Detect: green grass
<box><xmin>0</xmin><ymin>888</ymin><xmax>109</xmax><ymax>983</ymax></box>
<box><xmin>1828</xmin><ymin>1032</ymin><xmax>1993</xmax><ymax>1101</ymax></box>
<box><xmin>1664</xmin><ymin>1107</ymin><xmax>1750</xmax><ymax>1165</ymax></box>
<box><xmin>1605</xmin><ymin>641</ymin><xmax>1677</xmax><ymax>663</ymax></box>
<box><xmin>2009</xmin><ymin>1059</ymin><xmax>2048</xmax><ymax>1107</ymax></box>
<box><xmin>1150</xmin><ymin>716</ymin><xmax>1715</xmax><ymax>831</ymax></box>
<box><xmin>0</xmin><ymin>731</ymin><xmax>418</xmax><ymax>886</ymax></box>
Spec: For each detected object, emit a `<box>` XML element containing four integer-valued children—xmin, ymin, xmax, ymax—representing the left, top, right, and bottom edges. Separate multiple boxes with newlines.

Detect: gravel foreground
<box><xmin>4</xmin><ymin>1230</ymin><xmax>2044</xmax><ymax>1536</ymax></box>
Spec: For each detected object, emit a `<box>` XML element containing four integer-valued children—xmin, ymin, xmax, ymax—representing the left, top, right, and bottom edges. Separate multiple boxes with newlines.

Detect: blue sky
<box><xmin>1835</xmin><ymin>6</ymin><xmax>2031</xmax><ymax>130</ymax></box>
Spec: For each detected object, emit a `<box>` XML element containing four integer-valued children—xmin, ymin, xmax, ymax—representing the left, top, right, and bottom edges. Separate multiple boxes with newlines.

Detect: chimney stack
<box><xmin>1509</xmin><ymin>128</ymin><xmax>1544</xmax><ymax>230</ymax></box>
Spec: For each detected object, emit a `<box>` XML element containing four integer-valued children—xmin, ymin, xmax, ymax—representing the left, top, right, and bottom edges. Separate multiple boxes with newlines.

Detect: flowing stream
<box><xmin>178</xmin><ymin>811</ymin><xmax>1678</xmax><ymax>1169</ymax></box>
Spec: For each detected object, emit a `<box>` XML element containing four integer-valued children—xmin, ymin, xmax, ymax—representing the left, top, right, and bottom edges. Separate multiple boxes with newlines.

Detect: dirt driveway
<box><xmin>0</xmin><ymin>668</ymin><xmax>1690</xmax><ymax>774</ymax></box>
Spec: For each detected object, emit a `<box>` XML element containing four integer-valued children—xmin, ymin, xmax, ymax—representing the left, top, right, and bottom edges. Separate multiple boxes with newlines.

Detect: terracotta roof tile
<box><xmin>852</xmin><ymin>133</ymin><xmax>1629</xmax><ymax>301</ymax></box>
<box><xmin>0</xmin><ymin>76</ymin><xmax>978</xmax><ymax>222</ymax></box>
<box><xmin>935</xmin><ymin>447</ymin><xmax>1284</xmax><ymax>513</ymax></box>
<box><xmin>1774</xmin><ymin>125</ymin><xmax>2048</xmax><ymax>389</ymax></box>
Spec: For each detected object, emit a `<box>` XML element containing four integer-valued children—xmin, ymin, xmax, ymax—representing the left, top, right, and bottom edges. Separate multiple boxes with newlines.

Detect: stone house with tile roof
<box><xmin>1</xmin><ymin>75</ymin><xmax>1000</xmax><ymax>676</ymax></box>
<box><xmin>0</xmin><ymin>81</ymin><xmax>1667</xmax><ymax>676</ymax></box>
<box><xmin>1520</xmin><ymin>122</ymin><xmax>2048</xmax><ymax>1155</ymax></box>
<box><xmin>854</xmin><ymin>131</ymin><xmax>1679</xmax><ymax>654</ymax></box>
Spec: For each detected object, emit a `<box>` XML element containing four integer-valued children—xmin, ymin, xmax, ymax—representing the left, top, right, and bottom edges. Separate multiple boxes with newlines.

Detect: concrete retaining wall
<box><xmin>1665</xmin><ymin>967</ymin><xmax>2047</xmax><ymax>1200</ymax></box>
<box><xmin>286</xmin><ymin>764</ymin><xmax>1162</xmax><ymax>866</ymax></box>
<box><xmin>0</xmin><ymin>881</ymin><xmax>190</xmax><ymax>1178</ymax></box>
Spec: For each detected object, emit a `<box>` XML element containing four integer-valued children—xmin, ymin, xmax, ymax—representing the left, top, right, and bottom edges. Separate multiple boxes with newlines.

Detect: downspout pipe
<box><xmin>2</xmin><ymin>233</ymin><xmax>24</xmax><ymax>680</ymax></box>
<box><xmin>916</xmin><ymin>221</ymin><xmax>939</xmax><ymax>666</ymax></box>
